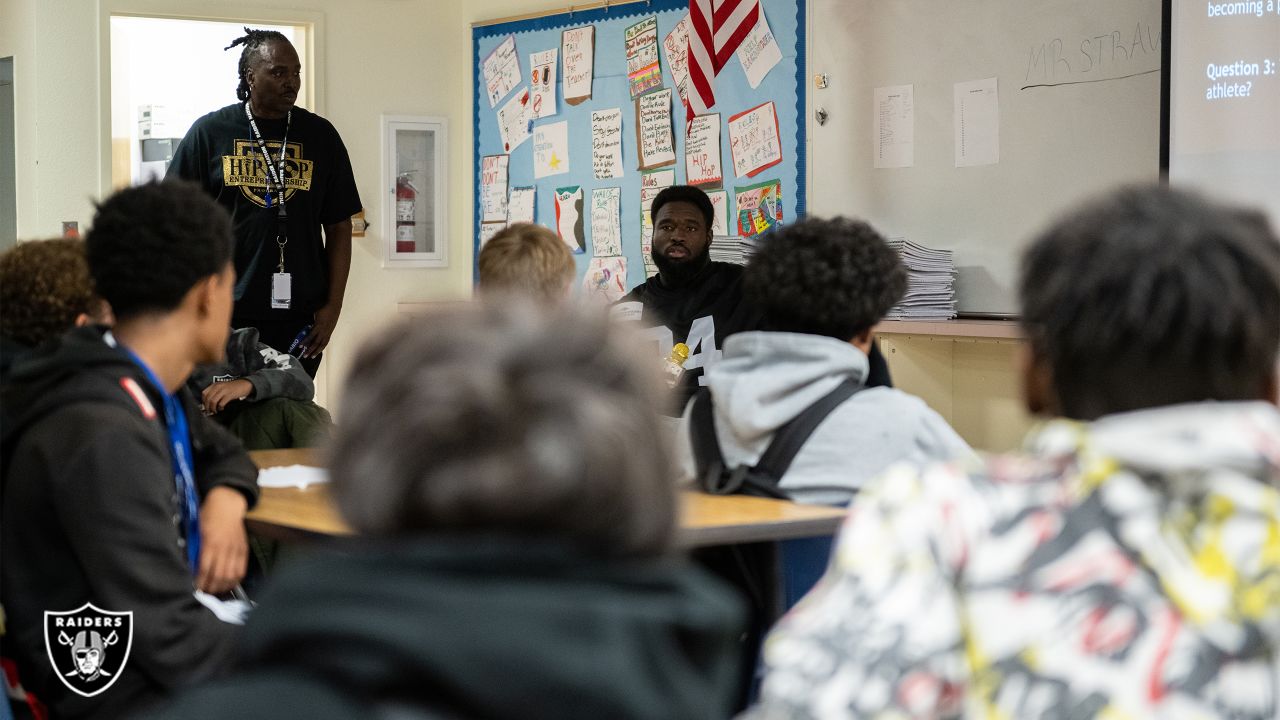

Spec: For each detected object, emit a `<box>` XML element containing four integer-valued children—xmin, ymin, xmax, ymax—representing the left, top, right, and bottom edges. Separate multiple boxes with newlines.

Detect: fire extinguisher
<box><xmin>395</xmin><ymin>172</ymin><xmax>418</xmax><ymax>253</ymax></box>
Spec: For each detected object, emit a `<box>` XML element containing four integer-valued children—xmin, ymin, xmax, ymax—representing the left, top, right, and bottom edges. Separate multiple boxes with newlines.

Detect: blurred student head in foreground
<box><xmin>751</xmin><ymin>185</ymin><xmax>1280</xmax><ymax>719</ymax></box>
<box><xmin>148</xmin><ymin>300</ymin><xmax>746</xmax><ymax>720</ymax></box>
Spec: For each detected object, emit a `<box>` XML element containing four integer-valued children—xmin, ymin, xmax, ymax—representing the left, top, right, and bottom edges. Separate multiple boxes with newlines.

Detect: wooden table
<box><xmin>248</xmin><ymin>449</ymin><xmax>847</xmax><ymax>547</ymax></box>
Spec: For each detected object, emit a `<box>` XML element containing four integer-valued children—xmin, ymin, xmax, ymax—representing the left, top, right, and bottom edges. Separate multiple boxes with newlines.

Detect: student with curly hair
<box><xmin>750</xmin><ymin>186</ymin><xmax>1280</xmax><ymax>719</ymax></box>
<box><xmin>0</xmin><ymin>238</ymin><xmax>111</xmax><ymax>378</ymax></box>
<box><xmin>1</xmin><ymin>182</ymin><xmax>258</xmax><ymax>719</ymax></box>
<box><xmin>674</xmin><ymin>216</ymin><xmax>970</xmax><ymax>506</ymax></box>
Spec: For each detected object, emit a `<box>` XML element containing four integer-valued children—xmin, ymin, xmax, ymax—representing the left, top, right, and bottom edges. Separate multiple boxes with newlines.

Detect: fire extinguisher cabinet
<box><xmin>382</xmin><ymin>115</ymin><xmax>449</xmax><ymax>268</ymax></box>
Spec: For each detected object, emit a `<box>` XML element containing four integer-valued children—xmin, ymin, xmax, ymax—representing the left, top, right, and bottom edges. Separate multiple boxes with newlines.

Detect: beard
<box><xmin>651</xmin><ymin>242</ymin><xmax>711</xmax><ymax>287</ymax></box>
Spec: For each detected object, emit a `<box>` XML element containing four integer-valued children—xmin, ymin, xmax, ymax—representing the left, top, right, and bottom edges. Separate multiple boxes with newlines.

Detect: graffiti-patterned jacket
<box><xmin>188</xmin><ymin>327</ymin><xmax>313</xmax><ymax>404</ymax></box>
<box><xmin>751</xmin><ymin>401</ymin><xmax>1280</xmax><ymax>719</ymax></box>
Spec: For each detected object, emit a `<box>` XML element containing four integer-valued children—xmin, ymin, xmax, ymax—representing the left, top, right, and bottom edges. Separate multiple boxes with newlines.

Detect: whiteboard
<box><xmin>808</xmin><ymin>0</ymin><xmax>1163</xmax><ymax>314</ymax></box>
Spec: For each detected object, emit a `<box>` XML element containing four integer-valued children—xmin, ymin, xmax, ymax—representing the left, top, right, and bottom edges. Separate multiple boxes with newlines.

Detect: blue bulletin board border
<box><xmin>472</xmin><ymin>0</ymin><xmax>806</xmax><ymax>284</ymax></box>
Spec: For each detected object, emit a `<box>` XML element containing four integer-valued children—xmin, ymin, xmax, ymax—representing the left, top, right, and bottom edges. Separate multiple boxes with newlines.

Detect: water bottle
<box><xmin>288</xmin><ymin>324</ymin><xmax>313</xmax><ymax>356</ymax></box>
<box><xmin>663</xmin><ymin>343</ymin><xmax>691</xmax><ymax>389</ymax></box>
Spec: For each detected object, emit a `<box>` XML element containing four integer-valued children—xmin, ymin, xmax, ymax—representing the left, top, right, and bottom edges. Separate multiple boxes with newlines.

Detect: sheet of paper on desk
<box><xmin>257</xmin><ymin>464</ymin><xmax>330</xmax><ymax>489</ymax></box>
<box><xmin>194</xmin><ymin>590</ymin><xmax>252</xmax><ymax>625</ymax></box>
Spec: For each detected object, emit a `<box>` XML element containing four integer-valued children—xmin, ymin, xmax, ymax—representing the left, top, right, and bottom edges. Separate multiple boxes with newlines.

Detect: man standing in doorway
<box><xmin>168</xmin><ymin>28</ymin><xmax>361</xmax><ymax>377</ymax></box>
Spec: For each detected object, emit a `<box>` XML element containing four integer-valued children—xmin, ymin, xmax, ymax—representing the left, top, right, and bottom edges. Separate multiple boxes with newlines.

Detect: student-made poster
<box><xmin>707</xmin><ymin>189</ymin><xmax>729</xmax><ymax>236</ymax></box>
<box><xmin>508</xmin><ymin>186</ymin><xmax>536</xmax><ymax>224</ymax></box>
<box><xmin>562</xmin><ymin>26</ymin><xmax>595</xmax><ymax>106</ymax></box>
<box><xmin>685</xmin><ymin>114</ymin><xmax>722</xmax><ymax>187</ymax></box>
<box><xmin>555</xmin><ymin>185</ymin><xmax>586</xmax><ymax>254</ymax></box>
<box><xmin>591</xmin><ymin>108</ymin><xmax>624</xmax><ymax>180</ymax></box>
<box><xmin>735</xmin><ymin>179</ymin><xmax>781</xmax><ymax>237</ymax></box>
<box><xmin>636</xmin><ymin>88</ymin><xmax>677</xmax><ymax>171</ymax></box>
<box><xmin>497</xmin><ymin>87</ymin><xmax>532</xmax><ymax>153</ymax></box>
<box><xmin>736</xmin><ymin>11</ymin><xmax>782</xmax><ymax>89</ymax></box>
<box><xmin>533</xmin><ymin>121</ymin><xmax>570</xmax><ymax>179</ymax></box>
<box><xmin>662</xmin><ymin>15</ymin><xmax>692</xmax><ymax>102</ymax></box>
<box><xmin>590</xmin><ymin>187</ymin><xmax>622</xmax><ymax>257</ymax></box>
<box><xmin>728</xmin><ymin>101</ymin><xmax>783</xmax><ymax>178</ymax></box>
<box><xmin>529</xmin><ymin>49</ymin><xmax>558</xmax><ymax>119</ymax></box>
<box><xmin>483</xmin><ymin>35</ymin><xmax>521</xmax><ymax>108</ymax></box>
<box><xmin>582</xmin><ymin>256</ymin><xmax>628</xmax><ymax>303</ymax></box>
<box><xmin>625</xmin><ymin>16</ymin><xmax>663</xmax><ymax>99</ymax></box>
<box><xmin>480</xmin><ymin>222</ymin><xmax>505</xmax><ymax>247</ymax></box>
<box><xmin>480</xmin><ymin>154</ymin><xmax>509</xmax><ymax>223</ymax></box>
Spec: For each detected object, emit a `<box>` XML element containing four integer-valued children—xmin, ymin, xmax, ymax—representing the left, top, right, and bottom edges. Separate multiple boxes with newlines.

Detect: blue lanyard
<box><xmin>122</xmin><ymin>349</ymin><xmax>202</xmax><ymax>575</ymax></box>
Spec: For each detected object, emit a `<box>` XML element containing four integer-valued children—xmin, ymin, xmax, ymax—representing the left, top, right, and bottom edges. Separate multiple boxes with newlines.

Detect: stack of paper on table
<box><xmin>708</xmin><ymin>235</ymin><xmax>760</xmax><ymax>266</ymax></box>
<box><xmin>886</xmin><ymin>237</ymin><xmax>957</xmax><ymax>321</ymax></box>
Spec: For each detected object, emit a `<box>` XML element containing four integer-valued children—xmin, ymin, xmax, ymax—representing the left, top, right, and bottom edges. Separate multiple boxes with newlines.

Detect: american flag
<box><xmin>686</xmin><ymin>0</ymin><xmax>760</xmax><ymax>118</ymax></box>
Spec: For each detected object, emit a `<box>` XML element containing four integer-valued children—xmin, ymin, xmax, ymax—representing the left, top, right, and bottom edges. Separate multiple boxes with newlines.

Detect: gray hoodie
<box><xmin>675</xmin><ymin>331</ymin><xmax>971</xmax><ymax>505</ymax></box>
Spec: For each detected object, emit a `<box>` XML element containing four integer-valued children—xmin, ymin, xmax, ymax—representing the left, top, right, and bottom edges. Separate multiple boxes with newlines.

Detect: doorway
<box><xmin>109</xmin><ymin>17</ymin><xmax>307</xmax><ymax>188</ymax></box>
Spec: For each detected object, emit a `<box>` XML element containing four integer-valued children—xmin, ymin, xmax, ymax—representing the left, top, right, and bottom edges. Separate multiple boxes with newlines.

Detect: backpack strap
<box><xmin>690</xmin><ymin>387</ymin><xmax>738</xmax><ymax>494</ymax></box>
<box><xmin>690</xmin><ymin>377</ymin><xmax>864</xmax><ymax>498</ymax></box>
<box><xmin>753</xmin><ymin>378</ymin><xmax>863</xmax><ymax>484</ymax></box>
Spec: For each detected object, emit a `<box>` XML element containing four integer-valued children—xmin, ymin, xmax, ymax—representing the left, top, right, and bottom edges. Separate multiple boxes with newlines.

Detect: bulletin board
<box><xmin>472</xmin><ymin>0</ymin><xmax>806</xmax><ymax>296</ymax></box>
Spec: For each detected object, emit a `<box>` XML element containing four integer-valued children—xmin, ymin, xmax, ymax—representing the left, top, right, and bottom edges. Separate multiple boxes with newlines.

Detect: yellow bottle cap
<box><xmin>670</xmin><ymin>343</ymin><xmax>690</xmax><ymax>365</ymax></box>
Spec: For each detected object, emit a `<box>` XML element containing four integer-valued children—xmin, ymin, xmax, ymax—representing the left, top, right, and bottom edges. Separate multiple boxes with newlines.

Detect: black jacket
<box><xmin>1</xmin><ymin>326</ymin><xmax>259</xmax><ymax>719</ymax></box>
<box><xmin>142</xmin><ymin>538</ymin><xmax>747</xmax><ymax>720</ymax></box>
<box><xmin>618</xmin><ymin>262</ymin><xmax>892</xmax><ymax>413</ymax></box>
<box><xmin>187</xmin><ymin>327</ymin><xmax>314</xmax><ymax>404</ymax></box>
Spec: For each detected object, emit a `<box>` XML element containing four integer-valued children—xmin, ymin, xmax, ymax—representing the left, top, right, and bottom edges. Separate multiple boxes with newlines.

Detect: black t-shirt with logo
<box><xmin>167</xmin><ymin>103</ymin><xmax>362</xmax><ymax>323</ymax></box>
<box><xmin>614</xmin><ymin>262</ymin><xmax>896</xmax><ymax>415</ymax></box>
<box><xmin>617</xmin><ymin>261</ymin><xmax>893</xmax><ymax>415</ymax></box>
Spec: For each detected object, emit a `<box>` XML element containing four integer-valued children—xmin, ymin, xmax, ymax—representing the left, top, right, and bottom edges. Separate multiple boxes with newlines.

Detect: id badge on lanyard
<box><xmin>245</xmin><ymin>102</ymin><xmax>293</xmax><ymax>311</ymax></box>
<box><xmin>271</xmin><ymin>205</ymin><xmax>291</xmax><ymax>309</ymax></box>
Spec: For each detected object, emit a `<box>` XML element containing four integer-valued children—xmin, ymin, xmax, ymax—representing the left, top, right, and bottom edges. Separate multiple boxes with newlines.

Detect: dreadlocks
<box><xmin>225</xmin><ymin>27</ymin><xmax>289</xmax><ymax>102</ymax></box>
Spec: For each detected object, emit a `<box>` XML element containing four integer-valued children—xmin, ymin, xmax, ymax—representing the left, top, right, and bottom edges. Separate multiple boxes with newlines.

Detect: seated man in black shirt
<box><xmin>615</xmin><ymin>185</ymin><xmax>892</xmax><ymax>414</ymax></box>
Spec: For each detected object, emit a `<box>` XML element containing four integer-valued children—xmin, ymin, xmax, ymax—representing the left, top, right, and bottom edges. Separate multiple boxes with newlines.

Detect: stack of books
<box><xmin>886</xmin><ymin>237</ymin><xmax>957</xmax><ymax>320</ymax></box>
<box><xmin>708</xmin><ymin>235</ymin><xmax>760</xmax><ymax>265</ymax></box>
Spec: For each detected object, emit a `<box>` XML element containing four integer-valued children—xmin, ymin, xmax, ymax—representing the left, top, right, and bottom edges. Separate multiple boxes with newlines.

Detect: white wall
<box><xmin>1</xmin><ymin>0</ymin><xmax>38</xmax><ymax>241</ymax></box>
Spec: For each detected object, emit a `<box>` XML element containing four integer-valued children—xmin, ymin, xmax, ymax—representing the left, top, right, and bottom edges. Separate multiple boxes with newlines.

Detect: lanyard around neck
<box><xmin>244</xmin><ymin>101</ymin><xmax>291</xmax><ymax>213</ymax></box>
<box><xmin>115</xmin><ymin>342</ymin><xmax>203</xmax><ymax>575</ymax></box>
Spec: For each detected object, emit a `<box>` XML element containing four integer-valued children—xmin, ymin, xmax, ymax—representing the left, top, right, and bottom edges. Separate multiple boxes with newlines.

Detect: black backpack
<box><xmin>689</xmin><ymin>378</ymin><xmax>863</xmax><ymax>499</ymax></box>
